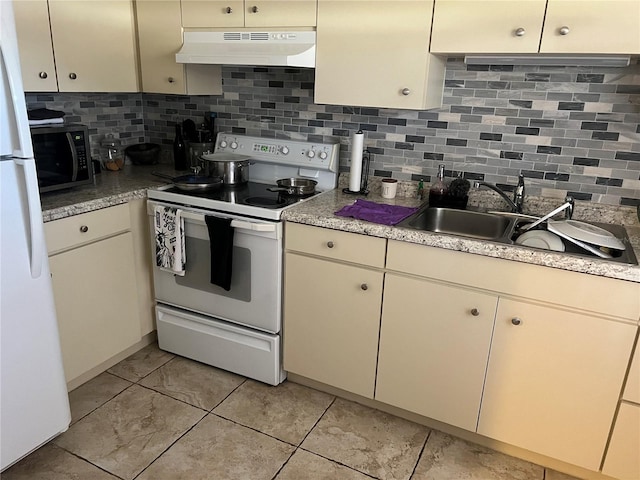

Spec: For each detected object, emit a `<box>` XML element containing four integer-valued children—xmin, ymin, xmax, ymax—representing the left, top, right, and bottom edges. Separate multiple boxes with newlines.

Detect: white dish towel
<box><xmin>154</xmin><ymin>205</ymin><xmax>186</xmax><ymax>276</ymax></box>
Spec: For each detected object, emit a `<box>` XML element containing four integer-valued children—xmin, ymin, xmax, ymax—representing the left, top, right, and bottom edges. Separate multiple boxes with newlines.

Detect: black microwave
<box><xmin>30</xmin><ymin>124</ymin><xmax>93</xmax><ymax>193</ymax></box>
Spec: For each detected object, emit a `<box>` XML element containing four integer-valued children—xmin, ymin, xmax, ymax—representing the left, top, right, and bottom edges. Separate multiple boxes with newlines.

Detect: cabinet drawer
<box><xmin>386</xmin><ymin>240</ymin><xmax>640</xmax><ymax>321</ymax></box>
<box><xmin>624</xmin><ymin>343</ymin><xmax>640</xmax><ymax>403</ymax></box>
<box><xmin>285</xmin><ymin>223</ymin><xmax>386</xmax><ymax>268</ymax></box>
<box><xmin>45</xmin><ymin>204</ymin><xmax>131</xmax><ymax>255</ymax></box>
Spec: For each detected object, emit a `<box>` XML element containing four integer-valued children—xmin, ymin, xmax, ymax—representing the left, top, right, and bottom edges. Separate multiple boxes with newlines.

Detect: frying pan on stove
<box><xmin>267</xmin><ymin>178</ymin><xmax>317</xmax><ymax>196</ymax></box>
<box><xmin>152</xmin><ymin>171</ymin><xmax>223</xmax><ymax>192</ymax></box>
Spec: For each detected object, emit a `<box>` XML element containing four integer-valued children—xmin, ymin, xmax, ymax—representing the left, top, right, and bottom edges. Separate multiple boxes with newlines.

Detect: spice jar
<box><xmin>100</xmin><ymin>134</ymin><xmax>124</xmax><ymax>171</ymax></box>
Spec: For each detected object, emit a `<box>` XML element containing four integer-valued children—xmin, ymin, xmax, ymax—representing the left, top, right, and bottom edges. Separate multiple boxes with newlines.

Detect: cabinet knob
<box><xmin>251</xmin><ymin>5</ymin><xmax>258</xmax><ymax>13</ymax></box>
<box><xmin>168</xmin><ymin>77</ymin><xmax>175</xmax><ymax>83</ymax></box>
<box><xmin>401</xmin><ymin>88</ymin><xmax>411</xmax><ymax>96</ymax></box>
<box><xmin>38</xmin><ymin>71</ymin><xmax>48</xmax><ymax>79</ymax></box>
<box><xmin>511</xmin><ymin>317</ymin><xmax>522</xmax><ymax>326</ymax></box>
<box><xmin>515</xmin><ymin>27</ymin><xmax>526</xmax><ymax>37</ymax></box>
<box><xmin>361</xmin><ymin>284</ymin><xmax>368</xmax><ymax>291</ymax></box>
<box><xmin>79</xmin><ymin>225</ymin><xmax>89</xmax><ymax>233</ymax></box>
<box><xmin>559</xmin><ymin>26</ymin><xmax>570</xmax><ymax>35</ymax></box>
<box><xmin>470</xmin><ymin>308</ymin><xmax>480</xmax><ymax>316</ymax></box>
<box><xmin>326</xmin><ymin>241</ymin><xmax>334</xmax><ymax>248</ymax></box>
<box><xmin>69</xmin><ymin>72</ymin><xmax>77</xmax><ymax>80</ymax></box>
<box><xmin>225</xmin><ymin>6</ymin><xmax>232</xmax><ymax>13</ymax></box>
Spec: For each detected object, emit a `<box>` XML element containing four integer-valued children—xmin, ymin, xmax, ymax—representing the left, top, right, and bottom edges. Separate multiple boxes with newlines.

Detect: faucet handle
<box><xmin>564</xmin><ymin>196</ymin><xmax>574</xmax><ymax>220</ymax></box>
<box><xmin>513</xmin><ymin>174</ymin><xmax>526</xmax><ymax>213</ymax></box>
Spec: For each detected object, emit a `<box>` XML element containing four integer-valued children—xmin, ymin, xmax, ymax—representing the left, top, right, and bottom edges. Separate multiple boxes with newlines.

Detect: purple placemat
<box><xmin>335</xmin><ymin>199</ymin><xmax>418</xmax><ymax>226</ymax></box>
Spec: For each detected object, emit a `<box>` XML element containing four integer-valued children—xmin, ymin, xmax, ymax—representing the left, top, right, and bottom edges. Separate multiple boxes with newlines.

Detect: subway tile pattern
<box><xmin>26</xmin><ymin>59</ymin><xmax>640</xmax><ymax>206</ymax></box>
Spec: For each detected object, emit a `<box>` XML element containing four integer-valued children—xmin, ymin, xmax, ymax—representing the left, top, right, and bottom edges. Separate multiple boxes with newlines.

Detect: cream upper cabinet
<box><xmin>430</xmin><ymin>0</ymin><xmax>640</xmax><ymax>55</ymax></box>
<box><xmin>135</xmin><ymin>0</ymin><xmax>222</xmax><ymax>95</ymax></box>
<box><xmin>540</xmin><ymin>0</ymin><xmax>640</xmax><ymax>54</ymax></box>
<box><xmin>283</xmin><ymin>223</ymin><xmax>386</xmax><ymax>399</ymax></box>
<box><xmin>376</xmin><ymin>274</ymin><xmax>497</xmax><ymax>431</ymax></box>
<box><xmin>14</xmin><ymin>0</ymin><xmax>139</xmax><ymax>92</ymax></box>
<box><xmin>49</xmin><ymin>0</ymin><xmax>138</xmax><ymax>92</ymax></box>
<box><xmin>181</xmin><ymin>0</ymin><xmax>317</xmax><ymax>28</ymax></box>
<box><xmin>477</xmin><ymin>298</ymin><xmax>636</xmax><ymax>471</ymax></box>
<box><xmin>314</xmin><ymin>0</ymin><xmax>446</xmax><ymax>110</ymax></box>
<box><xmin>430</xmin><ymin>0</ymin><xmax>546</xmax><ymax>54</ymax></box>
<box><xmin>13</xmin><ymin>0</ymin><xmax>58</xmax><ymax>91</ymax></box>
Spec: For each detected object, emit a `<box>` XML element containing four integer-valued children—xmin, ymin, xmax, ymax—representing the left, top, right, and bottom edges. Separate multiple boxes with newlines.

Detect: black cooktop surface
<box><xmin>162</xmin><ymin>182</ymin><xmax>317</xmax><ymax>210</ymax></box>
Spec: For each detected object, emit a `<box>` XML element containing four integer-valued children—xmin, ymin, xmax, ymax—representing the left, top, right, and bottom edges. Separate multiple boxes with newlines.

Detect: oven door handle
<box><xmin>173</xmin><ymin>208</ymin><xmax>278</xmax><ymax>233</ymax></box>
<box><xmin>230</xmin><ymin>219</ymin><xmax>276</xmax><ymax>232</ymax></box>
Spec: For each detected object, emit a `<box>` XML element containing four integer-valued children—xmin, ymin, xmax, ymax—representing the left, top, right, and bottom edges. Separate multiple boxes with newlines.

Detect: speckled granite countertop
<box><xmin>40</xmin><ymin>164</ymin><xmax>177</xmax><ymax>222</ymax></box>
<box><xmin>282</xmin><ymin>185</ymin><xmax>640</xmax><ymax>284</ymax></box>
<box><xmin>41</xmin><ymin>169</ymin><xmax>640</xmax><ymax>283</ymax></box>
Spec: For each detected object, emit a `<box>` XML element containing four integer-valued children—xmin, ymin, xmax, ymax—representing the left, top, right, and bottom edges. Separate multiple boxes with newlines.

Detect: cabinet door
<box><xmin>136</xmin><ymin>0</ymin><xmax>186</xmax><ymax>94</ymax></box>
<box><xmin>541</xmin><ymin>0</ymin><xmax>640</xmax><ymax>54</ymax></box>
<box><xmin>13</xmin><ymin>0</ymin><xmax>58</xmax><ymax>92</ymax></box>
<box><xmin>478</xmin><ymin>298</ymin><xmax>636</xmax><ymax>471</ymax></box>
<box><xmin>48</xmin><ymin>0</ymin><xmax>139</xmax><ymax>92</ymax></box>
<box><xmin>283</xmin><ymin>253</ymin><xmax>383</xmax><ymax>398</ymax></box>
<box><xmin>245</xmin><ymin>0</ymin><xmax>317</xmax><ymax>27</ymax></box>
<box><xmin>430</xmin><ymin>0</ymin><xmax>546</xmax><ymax>54</ymax></box>
<box><xmin>376</xmin><ymin>274</ymin><xmax>497</xmax><ymax>431</ymax></box>
<box><xmin>49</xmin><ymin>232</ymin><xmax>142</xmax><ymax>385</ymax></box>
<box><xmin>181</xmin><ymin>0</ymin><xmax>245</xmax><ymax>27</ymax></box>
<box><xmin>315</xmin><ymin>0</ymin><xmax>445</xmax><ymax>110</ymax></box>
<box><xmin>602</xmin><ymin>402</ymin><xmax>640</xmax><ymax>480</ymax></box>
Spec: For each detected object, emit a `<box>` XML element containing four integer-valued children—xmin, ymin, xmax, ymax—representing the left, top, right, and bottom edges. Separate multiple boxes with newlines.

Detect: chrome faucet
<box><xmin>473</xmin><ymin>174</ymin><xmax>526</xmax><ymax>213</ymax></box>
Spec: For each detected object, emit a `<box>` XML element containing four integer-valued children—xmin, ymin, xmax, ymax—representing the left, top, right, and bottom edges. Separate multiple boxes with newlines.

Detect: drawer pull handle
<box><xmin>470</xmin><ymin>308</ymin><xmax>479</xmax><ymax>316</ymax></box>
<box><xmin>514</xmin><ymin>27</ymin><xmax>526</xmax><ymax>37</ymax></box>
<box><xmin>39</xmin><ymin>71</ymin><xmax>48</xmax><ymax>79</ymax></box>
<box><xmin>360</xmin><ymin>284</ymin><xmax>368</xmax><ymax>291</ymax></box>
<box><xmin>80</xmin><ymin>225</ymin><xmax>89</xmax><ymax>233</ymax></box>
<box><xmin>559</xmin><ymin>26</ymin><xmax>570</xmax><ymax>35</ymax></box>
<box><xmin>511</xmin><ymin>317</ymin><xmax>522</xmax><ymax>326</ymax></box>
<box><xmin>69</xmin><ymin>72</ymin><xmax>77</xmax><ymax>80</ymax></box>
<box><xmin>225</xmin><ymin>6</ymin><xmax>232</xmax><ymax>13</ymax></box>
<box><xmin>251</xmin><ymin>5</ymin><xmax>258</xmax><ymax>13</ymax></box>
<box><xmin>327</xmin><ymin>241</ymin><xmax>334</xmax><ymax>248</ymax></box>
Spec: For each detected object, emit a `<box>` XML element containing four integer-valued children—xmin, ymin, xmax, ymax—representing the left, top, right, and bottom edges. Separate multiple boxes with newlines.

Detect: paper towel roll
<box><xmin>349</xmin><ymin>130</ymin><xmax>364</xmax><ymax>192</ymax></box>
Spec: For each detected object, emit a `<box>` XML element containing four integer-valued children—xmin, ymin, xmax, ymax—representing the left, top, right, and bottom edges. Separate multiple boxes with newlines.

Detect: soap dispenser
<box><xmin>428</xmin><ymin>163</ymin><xmax>448</xmax><ymax>207</ymax></box>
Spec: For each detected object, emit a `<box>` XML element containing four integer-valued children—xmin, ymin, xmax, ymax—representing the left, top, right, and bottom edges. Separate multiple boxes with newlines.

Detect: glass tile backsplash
<box><xmin>26</xmin><ymin>59</ymin><xmax>640</xmax><ymax>206</ymax></box>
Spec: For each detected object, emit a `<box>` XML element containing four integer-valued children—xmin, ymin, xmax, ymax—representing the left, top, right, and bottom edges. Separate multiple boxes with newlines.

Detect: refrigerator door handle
<box><xmin>0</xmin><ymin>17</ymin><xmax>33</xmax><ymax>159</ymax></box>
<box><xmin>14</xmin><ymin>158</ymin><xmax>44</xmax><ymax>279</ymax></box>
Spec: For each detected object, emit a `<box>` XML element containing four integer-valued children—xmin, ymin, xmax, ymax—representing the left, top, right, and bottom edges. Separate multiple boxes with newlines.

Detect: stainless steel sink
<box><xmin>398</xmin><ymin>206</ymin><xmax>637</xmax><ymax>265</ymax></box>
<box><xmin>398</xmin><ymin>207</ymin><xmax>515</xmax><ymax>242</ymax></box>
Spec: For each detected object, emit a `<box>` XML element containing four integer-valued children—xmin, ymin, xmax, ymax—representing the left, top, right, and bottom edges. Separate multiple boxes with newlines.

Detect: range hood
<box><xmin>176</xmin><ymin>31</ymin><xmax>316</xmax><ymax>68</ymax></box>
<box><xmin>464</xmin><ymin>55</ymin><xmax>631</xmax><ymax>67</ymax></box>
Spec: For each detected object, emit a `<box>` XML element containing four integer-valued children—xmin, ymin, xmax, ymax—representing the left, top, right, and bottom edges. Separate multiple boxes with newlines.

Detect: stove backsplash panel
<box><xmin>26</xmin><ymin>59</ymin><xmax>640</xmax><ymax>206</ymax></box>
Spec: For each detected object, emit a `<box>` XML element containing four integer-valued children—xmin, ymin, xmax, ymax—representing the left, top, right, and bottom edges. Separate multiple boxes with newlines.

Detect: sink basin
<box><xmin>399</xmin><ymin>207</ymin><xmax>514</xmax><ymax>242</ymax></box>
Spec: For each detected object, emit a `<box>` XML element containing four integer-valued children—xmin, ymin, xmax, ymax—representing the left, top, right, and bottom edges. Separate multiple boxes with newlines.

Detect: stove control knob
<box><xmin>230</xmin><ymin>141</ymin><xmax>238</xmax><ymax>149</ymax></box>
<box><xmin>307</xmin><ymin>150</ymin><xmax>315</xmax><ymax>158</ymax></box>
<box><xmin>319</xmin><ymin>151</ymin><xmax>328</xmax><ymax>160</ymax></box>
<box><xmin>219</xmin><ymin>140</ymin><xmax>228</xmax><ymax>148</ymax></box>
<box><xmin>280</xmin><ymin>146</ymin><xmax>289</xmax><ymax>155</ymax></box>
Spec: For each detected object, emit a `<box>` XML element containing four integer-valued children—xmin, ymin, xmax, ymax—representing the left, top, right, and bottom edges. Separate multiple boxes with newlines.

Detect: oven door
<box><xmin>148</xmin><ymin>200</ymin><xmax>283</xmax><ymax>334</ymax></box>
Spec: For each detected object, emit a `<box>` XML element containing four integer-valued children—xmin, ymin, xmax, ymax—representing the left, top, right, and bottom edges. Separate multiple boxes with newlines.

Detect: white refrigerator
<box><xmin>0</xmin><ymin>1</ymin><xmax>71</xmax><ymax>471</ymax></box>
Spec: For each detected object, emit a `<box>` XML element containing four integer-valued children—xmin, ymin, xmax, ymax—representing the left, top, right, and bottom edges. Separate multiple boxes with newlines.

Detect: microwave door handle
<box><xmin>66</xmin><ymin>132</ymin><xmax>79</xmax><ymax>181</ymax></box>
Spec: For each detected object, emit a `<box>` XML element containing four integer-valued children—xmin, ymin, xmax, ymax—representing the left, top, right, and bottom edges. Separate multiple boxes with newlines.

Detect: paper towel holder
<box><xmin>342</xmin><ymin>149</ymin><xmax>371</xmax><ymax>196</ymax></box>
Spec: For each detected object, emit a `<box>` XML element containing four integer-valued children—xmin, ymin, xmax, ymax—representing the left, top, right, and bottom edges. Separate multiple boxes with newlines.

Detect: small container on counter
<box><xmin>100</xmin><ymin>134</ymin><xmax>124</xmax><ymax>171</ymax></box>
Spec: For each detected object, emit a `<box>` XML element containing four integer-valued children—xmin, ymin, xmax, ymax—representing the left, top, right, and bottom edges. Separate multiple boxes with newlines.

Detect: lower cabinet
<box><xmin>283</xmin><ymin>224</ymin><xmax>640</xmax><ymax>476</ymax></box>
<box><xmin>45</xmin><ymin>203</ymin><xmax>148</xmax><ymax>388</ymax></box>
<box><xmin>376</xmin><ymin>273</ymin><xmax>497</xmax><ymax>431</ymax></box>
<box><xmin>602</xmin><ymin>402</ymin><xmax>640</xmax><ymax>480</ymax></box>
<box><xmin>283</xmin><ymin>252</ymin><xmax>383</xmax><ymax>398</ymax></box>
<box><xmin>478</xmin><ymin>298</ymin><xmax>636</xmax><ymax>471</ymax></box>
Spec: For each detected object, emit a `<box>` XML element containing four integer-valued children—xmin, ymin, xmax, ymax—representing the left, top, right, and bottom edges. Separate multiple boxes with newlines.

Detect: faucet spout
<box><xmin>474</xmin><ymin>174</ymin><xmax>525</xmax><ymax>213</ymax></box>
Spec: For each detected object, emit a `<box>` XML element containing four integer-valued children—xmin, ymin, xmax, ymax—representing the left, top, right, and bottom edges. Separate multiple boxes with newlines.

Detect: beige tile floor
<box><xmin>4</xmin><ymin>343</ymin><xmax>583</xmax><ymax>480</ymax></box>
